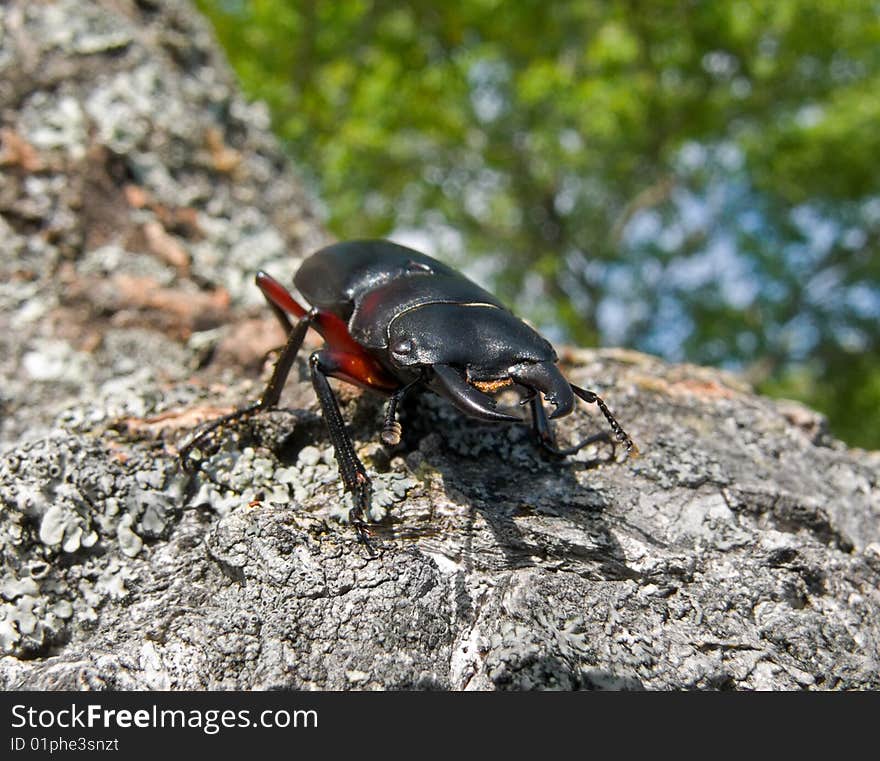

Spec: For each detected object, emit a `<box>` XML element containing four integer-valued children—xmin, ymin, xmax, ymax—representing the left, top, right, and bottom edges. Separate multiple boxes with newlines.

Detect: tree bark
<box><xmin>1</xmin><ymin>0</ymin><xmax>878</xmax><ymax>690</ymax></box>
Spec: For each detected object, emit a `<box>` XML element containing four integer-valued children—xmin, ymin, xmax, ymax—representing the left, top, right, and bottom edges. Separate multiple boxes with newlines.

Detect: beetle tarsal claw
<box><xmin>381</xmin><ymin>420</ymin><xmax>403</xmax><ymax>447</ymax></box>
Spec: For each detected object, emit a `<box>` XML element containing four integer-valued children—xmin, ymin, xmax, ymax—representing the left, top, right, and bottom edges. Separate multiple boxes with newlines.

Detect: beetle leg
<box><xmin>381</xmin><ymin>379</ymin><xmax>420</xmax><ymax>446</ymax></box>
<box><xmin>529</xmin><ymin>395</ymin><xmax>613</xmax><ymax>457</ymax></box>
<box><xmin>530</xmin><ymin>395</ymin><xmax>558</xmax><ymax>451</ymax></box>
<box><xmin>309</xmin><ymin>350</ymin><xmax>374</xmax><ymax>537</ymax></box>
<box><xmin>179</xmin><ymin>312</ymin><xmax>314</xmax><ymax>469</ymax></box>
<box><xmin>257</xmin><ymin>269</ymin><xmax>382</xmax><ymax>362</ymax></box>
<box><xmin>258</xmin><ymin>311</ymin><xmax>316</xmax><ymax>407</ymax></box>
<box><xmin>571</xmin><ymin>384</ymin><xmax>639</xmax><ymax>456</ymax></box>
<box><xmin>256</xmin><ymin>270</ymin><xmax>306</xmax><ymax>332</ymax></box>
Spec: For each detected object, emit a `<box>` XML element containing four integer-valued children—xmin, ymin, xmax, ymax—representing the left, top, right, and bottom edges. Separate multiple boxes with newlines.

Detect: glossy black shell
<box><xmin>294</xmin><ymin>239</ymin><xmax>555</xmax><ymax>374</ymax></box>
<box><xmin>294</xmin><ymin>240</ymin><xmax>461</xmax><ymax>319</ymax></box>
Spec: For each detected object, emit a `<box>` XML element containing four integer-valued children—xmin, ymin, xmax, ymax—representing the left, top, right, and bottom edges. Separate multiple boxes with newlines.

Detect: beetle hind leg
<box><xmin>256</xmin><ymin>270</ymin><xmax>307</xmax><ymax>333</ymax></box>
<box><xmin>178</xmin><ymin>401</ymin><xmax>262</xmax><ymax>471</ymax></box>
<box><xmin>179</xmin><ymin>312</ymin><xmax>314</xmax><ymax>470</ymax></box>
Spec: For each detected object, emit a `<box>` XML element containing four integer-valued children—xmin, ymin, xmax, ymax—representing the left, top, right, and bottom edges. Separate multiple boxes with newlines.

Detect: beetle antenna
<box><xmin>571</xmin><ymin>384</ymin><xmax>639</xmax><ymax>456</ymax></box>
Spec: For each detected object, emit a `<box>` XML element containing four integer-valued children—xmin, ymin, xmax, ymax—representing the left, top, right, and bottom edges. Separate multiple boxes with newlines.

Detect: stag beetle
<box><xmin>181</xmin><ymin>239</ymin><xmax>636</xmax><ymax>535</ymax></box>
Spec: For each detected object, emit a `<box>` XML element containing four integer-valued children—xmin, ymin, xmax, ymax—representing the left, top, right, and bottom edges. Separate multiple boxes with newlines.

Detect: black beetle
<box><xmin>181</xmin><ymin>239</ymin><xmax>636</xmax><ymax>534</ymax></box>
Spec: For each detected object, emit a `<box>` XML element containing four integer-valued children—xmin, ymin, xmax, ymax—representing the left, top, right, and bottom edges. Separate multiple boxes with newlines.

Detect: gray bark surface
<box><xmin>1</xmin><ymin>0</ymin><xmax>878</xmax><ymax>690</ymax></box>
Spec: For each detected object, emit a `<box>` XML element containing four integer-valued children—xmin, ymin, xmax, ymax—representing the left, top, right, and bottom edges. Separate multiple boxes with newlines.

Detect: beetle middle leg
<box><xmin>308</xmin><ymin>349</ymin><xmax>376</xmax><ymax>538</ymax></box>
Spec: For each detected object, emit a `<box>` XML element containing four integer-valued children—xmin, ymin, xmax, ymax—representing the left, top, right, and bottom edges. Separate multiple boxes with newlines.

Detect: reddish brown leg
<box><xmin>257</xmin><ymin>270</ymin><xmax>375</xmax><ymax>357</ymax></box>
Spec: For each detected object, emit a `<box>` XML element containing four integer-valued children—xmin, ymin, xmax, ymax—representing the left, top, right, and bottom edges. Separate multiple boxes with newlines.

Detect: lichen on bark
<box><xmin>1</xmin><ymin>0</ymin><xmax>878</xmax><ymax>690</ymax></box>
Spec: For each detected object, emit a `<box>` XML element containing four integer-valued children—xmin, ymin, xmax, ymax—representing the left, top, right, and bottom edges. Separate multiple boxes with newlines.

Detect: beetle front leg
<box><xmin>529</xmin><ymin>396</ymin><xmax>612</xmax><ymax>457</ymax></box>
<box><xmin>380</xmin><ymin>379</ymin><xmax>420</xmax><ymax>446</ymax></box>
<box><xmin>308</xmin><ymin>350</ymin><xmax>374</xmax><ymax>539</ymax></box>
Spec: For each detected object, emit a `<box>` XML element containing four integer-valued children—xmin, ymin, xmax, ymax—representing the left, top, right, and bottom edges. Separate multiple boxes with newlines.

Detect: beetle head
<box><xmin>387</xmin><ymin>303</ymin><xmax>574</xmax><ymax>421</ymax></box>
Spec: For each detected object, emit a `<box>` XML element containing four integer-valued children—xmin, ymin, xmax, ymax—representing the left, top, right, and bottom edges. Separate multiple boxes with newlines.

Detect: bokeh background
<box><xmin>196</xmin><ymin>0</ymin><xmax>880</xmax><ymax>449</ymax></box>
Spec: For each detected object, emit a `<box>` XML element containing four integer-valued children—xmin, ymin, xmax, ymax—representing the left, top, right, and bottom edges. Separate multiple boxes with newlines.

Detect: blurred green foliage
<box><xmin>197</xmin><ymin>0</ymin><xmax>880</xmax><ymax>449</ymax></box>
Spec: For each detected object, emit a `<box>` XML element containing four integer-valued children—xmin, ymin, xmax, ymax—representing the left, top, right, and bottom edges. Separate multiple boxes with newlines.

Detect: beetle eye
<box><xmin>391</xmin><ymin>338</ymin><xmax>414</xmax><ymax>357</ymax></box>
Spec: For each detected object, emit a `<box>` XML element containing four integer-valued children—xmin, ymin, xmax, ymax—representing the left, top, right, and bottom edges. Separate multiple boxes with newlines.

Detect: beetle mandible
<box><xmin>180</xmin><ymin>240</ymin><xmax>636</xmax><ymax>535</ymax></box>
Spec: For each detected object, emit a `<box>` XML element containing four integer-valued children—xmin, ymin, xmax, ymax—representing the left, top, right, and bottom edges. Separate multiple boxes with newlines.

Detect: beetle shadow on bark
<box><xmin>393</xmin><ymin>392</ymin><xmax>638</xmax><ymax>582</ymax></box>
<box><xmin>490</xmin><ymin>657</ymin><xmax>646</xmax><ymax>690</ymax></box>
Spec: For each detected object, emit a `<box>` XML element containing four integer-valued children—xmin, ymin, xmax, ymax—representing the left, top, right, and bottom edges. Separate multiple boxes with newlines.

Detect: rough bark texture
<box><xmin>1</xmin><ymin>0</ymin><xmax>879</xmax><ymax>691</ymax></box>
